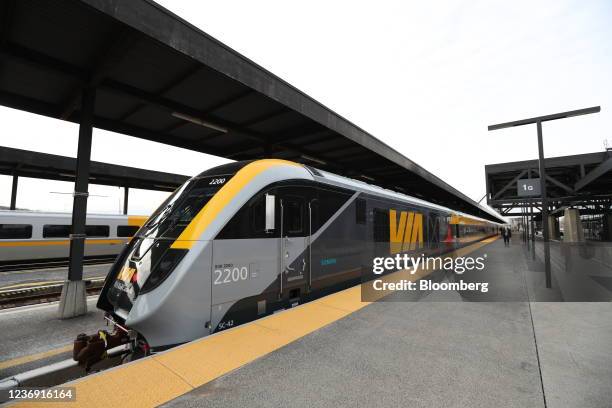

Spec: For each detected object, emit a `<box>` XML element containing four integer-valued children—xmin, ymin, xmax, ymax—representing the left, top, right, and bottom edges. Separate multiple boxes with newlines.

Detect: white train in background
<box><xmin>0</xmin><ymin>211</ymin><xmax>147</xmax><ymax>268</ymax></box>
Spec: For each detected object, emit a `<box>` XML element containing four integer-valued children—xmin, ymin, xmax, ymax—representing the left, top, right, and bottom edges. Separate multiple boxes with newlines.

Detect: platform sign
<box><xmin>517</xmin><ymin>178</ymin><xmax>541</xmax><ymax>197</ymax></box>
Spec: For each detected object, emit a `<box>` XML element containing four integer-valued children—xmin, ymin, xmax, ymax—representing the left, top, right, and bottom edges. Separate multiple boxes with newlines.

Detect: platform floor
<box><xmin>160</xmin><ymin>240</ymin><xmax>612</xmax><ymax>408</ymax></box>
<box><xmin>2</xmin><ymin>239</ymin><xmax>611</xmax><ymax>408</ymax></box>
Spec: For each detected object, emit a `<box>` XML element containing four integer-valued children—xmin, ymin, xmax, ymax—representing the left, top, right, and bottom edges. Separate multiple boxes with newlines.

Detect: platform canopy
<box><xmin>0</xmin><ymin>146</ymin><xmax>188</xmax><ymax>191</ymax></box>
<box><xmin>0</xmin><ymin>0</ymin><xmax>503</xmax><ymax>223</ymax></box>
<box><xmin>485</xmin><ymin>150</ymin><xmax>612</xmax><ymax>216</ymax></box>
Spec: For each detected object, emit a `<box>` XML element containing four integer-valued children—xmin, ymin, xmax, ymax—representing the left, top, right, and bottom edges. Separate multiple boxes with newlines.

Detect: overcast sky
<box><xmin>0</xmin><ymin>0</ymin><xmax>610</xmax><ymax>215</ymax></box>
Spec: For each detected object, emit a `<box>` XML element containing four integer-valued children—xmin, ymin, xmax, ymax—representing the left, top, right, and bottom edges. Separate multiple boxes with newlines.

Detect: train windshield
<box><xmin>102</xmin><ymin>174</ymin><xmax>232</xmax><ymax>313</ymax></box>
<box><xmin>138</xmin><ymin>175</ymin><xmax>231</xmax><ymax>240</ymax></box>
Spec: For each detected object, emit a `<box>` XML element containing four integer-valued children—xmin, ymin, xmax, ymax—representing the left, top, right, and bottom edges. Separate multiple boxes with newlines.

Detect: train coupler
<box><xmin>73</xmin><ymin>329</ymin><xmax>130</xmax><ymax>371</ymax></box>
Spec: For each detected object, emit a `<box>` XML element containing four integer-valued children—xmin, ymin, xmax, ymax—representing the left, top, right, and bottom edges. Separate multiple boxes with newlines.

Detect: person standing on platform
<box><xmin>502</xmin><ymin>227</ymin><xmax>511</xmax><ymax>246</ymax></box>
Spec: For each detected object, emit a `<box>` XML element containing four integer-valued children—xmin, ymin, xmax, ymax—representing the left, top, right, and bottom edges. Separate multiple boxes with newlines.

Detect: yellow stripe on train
<box><xmin>450</xmin><ymin>214</ymin><xmax>488</xmax><ymax>226</ymax></box>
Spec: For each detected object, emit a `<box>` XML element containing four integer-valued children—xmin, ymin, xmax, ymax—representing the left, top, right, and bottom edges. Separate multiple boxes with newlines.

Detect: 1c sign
<box><xmin>517</xmin><ymin>178</ymin><xmax>541</xmax><ymax>197</ymax></box>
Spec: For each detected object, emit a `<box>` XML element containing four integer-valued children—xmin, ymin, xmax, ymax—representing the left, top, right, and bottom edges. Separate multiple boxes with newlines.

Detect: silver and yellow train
<box><xmin>0</xmin><ymin>211</ymin><xmax>147</xmax><ymax>268</ymax></box>
<box><xmin>97</xmin><ymin>159</ymin><xmax>502</xmax><ymax>353</ymax></box>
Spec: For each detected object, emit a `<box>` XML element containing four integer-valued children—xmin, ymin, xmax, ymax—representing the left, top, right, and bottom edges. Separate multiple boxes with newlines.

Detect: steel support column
<box><xmin>524</xmin><ymin>204</ymin><xmax>529</xmax><ymax>249</ymax></box>
<box><xmin>537</xmin><ymin>121</ymin><xmax>552</xmax><ymax>288</ymax></box>
<box><xmin>59</xmin><ymin>86</ymin><xmax>95</xmax><ymax>318</ymax></box>
<box><xmin>123</xmin><ymin>186</ymin><xmax>129</xmax><ymax>215</ymax></box>
<box><xmin>521</xmin><ymin>204</ymin><xmax>524</xmax><ymax>246</ymax></box>
<box><xmin>68</xmin><ymin>87</ymin><xmax>95</xmax><ymax>281</ymax></box>
<box><xmin>529</xmin><ymin>202</ymin><xmax>535</xmax><ymax>260</ymax></box>
<box><xmin>9</xmin><ymin>171</ymin><xmax>17</xmax><ymax>210</ymax></box>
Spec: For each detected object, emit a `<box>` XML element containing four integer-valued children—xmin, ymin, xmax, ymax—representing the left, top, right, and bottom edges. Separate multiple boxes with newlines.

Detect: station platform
<box><xmin>3</xmin><ymin>238</ymin><xmax>612</xmax><ymax>408</ymax></box>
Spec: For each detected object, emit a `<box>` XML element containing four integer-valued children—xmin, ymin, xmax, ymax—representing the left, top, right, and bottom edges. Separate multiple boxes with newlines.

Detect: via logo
<box><xmin>389</xmin><ymin>209</ymin><xmax>423</xmax><ymax>254</ymax></box>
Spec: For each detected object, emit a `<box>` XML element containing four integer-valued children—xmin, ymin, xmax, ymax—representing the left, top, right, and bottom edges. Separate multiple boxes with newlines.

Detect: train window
<box><xmin>250</xmin><ymin>196</ymin><xmax>266</xmax><ymax>233</ymax></box>
<box><xmin>85</xmin><ymin>225</ymin><xmax>109</xmax><ymax>237</ymax></box>
<box><xmin>43</xmin><ymin>224</ymin><xmax>70</xmax><ymax>238</ymax></box>
<box><xmin>217</xmin><ymin>181</ymin><xmax>351</xmax><ymax>240</ymax></box>
<box><xmin>0</xmin><ymin>224</ymin><xmax>32</xmax><ymax>239</ymax></box>
<box><xmin>117</xmin><ymin>225</ymin><xmax>140</xmax><ymax>237</ymax></box>
<box><xmin>284</xmin><ymin>197</ymin><xmax>303</xmax><ymax>234</ymax></box>
<box><xmin>356</xmin><ymin>198</ymin><xmax>366</xmax><ymax>224</ymax></box>
<box><xmin>314</xmin><ymin>188</ymin><xmax>352</xmax><ymax>231</ymax></box>
<box><xmin>373</xmin><ymin>208</ymin><xmax>389</xmax><ymax>242</ymax></box>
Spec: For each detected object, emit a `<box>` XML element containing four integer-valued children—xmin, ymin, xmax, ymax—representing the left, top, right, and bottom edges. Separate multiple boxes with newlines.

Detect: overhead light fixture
<box><xmin>49</xmin><ymin>191</ymin><xmax>108</xmax><ymax>197</ymax></box>
<box><xmin>360</xmin><ymin>174</ymin><xmax>375</xmax><ymax>181</ymax></box>
<box><xmin>172</xmin><ymin>112</ymin><xmax>228</xmax><ymax>133</ymax></box>
<box><xmin>300</xmin><ymin>155</ymin><xmax>326</xmax><ymax>165</ymax></box>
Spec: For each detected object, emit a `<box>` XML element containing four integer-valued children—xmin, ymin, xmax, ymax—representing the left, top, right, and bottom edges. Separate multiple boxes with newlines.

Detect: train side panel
<box><xmin>208</xmin><ymin>181</ymin><xmax>499</xmax><ymax>333</ymax></box>
<box><xmin>0</xmin><ymin>212</ymin><xmax>145</xmax><ymax>265</ymax></box>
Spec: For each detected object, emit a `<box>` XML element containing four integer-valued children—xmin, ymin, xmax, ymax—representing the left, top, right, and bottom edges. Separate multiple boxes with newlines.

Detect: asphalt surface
<box><xmin>0</xmin><ymin>264</ymin><xmax>111</xmax><ymax>291</ymax></box>
<box><xmin>161</xmin><ymin>240</ymin><xmax>612</xmax><ymax>408</ymax></box>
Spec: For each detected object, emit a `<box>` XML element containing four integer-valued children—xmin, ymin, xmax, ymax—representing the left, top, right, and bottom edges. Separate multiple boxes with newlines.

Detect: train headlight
<box><xmin>140</xmin><ymin>248</ymin><xmax>188</xmax><ymax>294</ymax></box>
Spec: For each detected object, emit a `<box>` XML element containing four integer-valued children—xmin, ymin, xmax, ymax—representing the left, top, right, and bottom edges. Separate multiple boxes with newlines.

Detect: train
<box><xmin>0</xmin><ymin>211</ymin><xmax>147</xmax><ymax>268</ymax></box>
<box><xmin>95</xmin><ymin>159</ymin><xmax>502</xmax><ymax>355</ymax></box>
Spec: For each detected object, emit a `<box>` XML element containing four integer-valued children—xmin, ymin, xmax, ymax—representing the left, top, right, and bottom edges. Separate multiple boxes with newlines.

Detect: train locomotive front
<box><xmin>97</xmin><ymin>159</ymin><xmax>312</xmax><ymax>351</ymax></box>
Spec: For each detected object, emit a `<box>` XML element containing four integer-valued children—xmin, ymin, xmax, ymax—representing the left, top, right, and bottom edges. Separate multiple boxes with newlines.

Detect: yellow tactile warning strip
<box><xmin>0</xmin><ymin>346</ymin><xmax>73</xmax><ymax>371</ymax></box>
<box><xmin>13</xmin><ymin>236</ymin><xmax>498</xmax><ymax>408</ymax></box>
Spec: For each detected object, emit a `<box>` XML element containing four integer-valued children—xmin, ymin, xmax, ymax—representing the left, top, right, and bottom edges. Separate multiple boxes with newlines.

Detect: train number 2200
<box><xmin>213</xmin><ymin>266</ymin><xmax>249</xmax><ymax>285</ymax></box>
<box><xmin>209</xmin><ymin>178</ymin><xmax>226</xmax><ymax>185</ymax></box>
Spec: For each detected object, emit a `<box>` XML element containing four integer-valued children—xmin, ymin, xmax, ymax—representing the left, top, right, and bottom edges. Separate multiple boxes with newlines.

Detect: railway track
<box><xmin>0</xmin><ymin>256</ymin><xmax>116</xmax><ymax>273</ymax></box>
<box><xmin>0</xmin><ymin>279</ymin><xmax>105</xmax><ymax>309</ymax></box>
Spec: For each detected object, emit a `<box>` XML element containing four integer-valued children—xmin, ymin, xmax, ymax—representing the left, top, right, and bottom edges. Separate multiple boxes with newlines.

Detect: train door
<box><xmin>278</xmin><ymin>187</ymin><xmax>312</xmax><ymax>301</ymax></box>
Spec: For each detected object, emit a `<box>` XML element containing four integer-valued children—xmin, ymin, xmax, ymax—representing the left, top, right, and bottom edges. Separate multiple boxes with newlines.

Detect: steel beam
<box><xmin>574</xmin><ymin>156</ymin><xmax>612</xmax><ymax>191</ymax></box>
<box><xmin>485</xmin><ymin>151</ymin><xmax>606</xmax><ymax>174</ymax></box>
<box><xmin>492</xmin><ymin>170</ymin><xmax>527</xmax><ymax>200</ymax></box>
<box><xmin>99</xmin><ymin>79</ymin><xmax>334</xmax><ymax>168</ymax></box>
<box><xmin>488</xmin><ymin>106</ymin><xmax>600</xmax><ymax>130</ymax></box>
<box><xmin>545</xmin><ymin>174</ymin><xmax>574</xmax><ymax>194</ymax></box>
<box><xmin>528</xmin><ymin>168</ymin><xmax>575</xmax><ymax>194</ymax></box>
<box><xmin>122</xmin><ymin>65</ymin><xmax>203</xmax><ymax>123</ymax></box>
<box><xmin>226</xmin><ymin>124</ymin><xmax>328</xmax><ymax>158</ymax></box>
<box><xmin>61</xmin><ymin>28</ymin><xmax>137</xmax><ymax>119</ymax></box>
